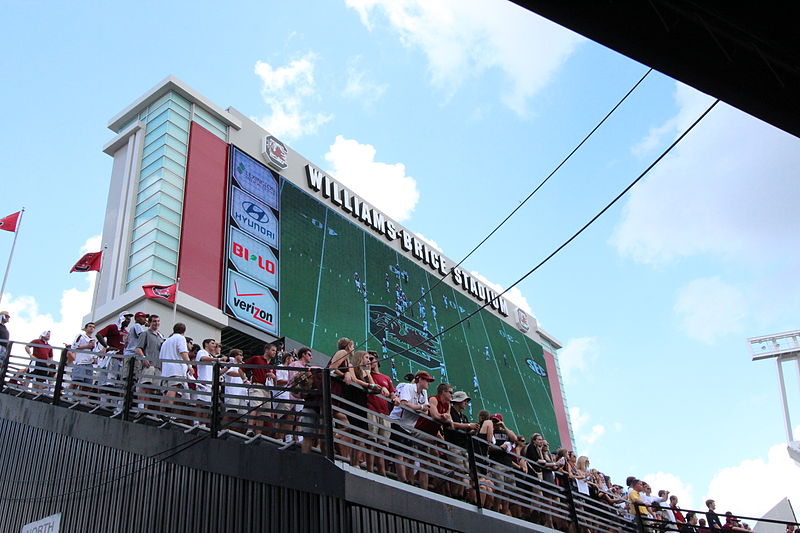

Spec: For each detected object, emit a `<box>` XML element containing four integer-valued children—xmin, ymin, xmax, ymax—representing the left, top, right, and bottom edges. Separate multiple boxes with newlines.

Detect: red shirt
<box><xmin>245</xmin><ymin>355</ymin><xmax>271</xmax><ymax>384</ymax></box>
<box><xmin>29</xmin><ymin>338</ymin><xmax>53</xmax><ymax>360</ymax></box>
<box><xmin>97</xmin><ymin>324</ymin><xmax>126</xmax><ymax>352</ymax></box>
<box><xmin>367</xmin><ymin>372</ymin><xmax>395</xmax><ymax>415</ymax></box>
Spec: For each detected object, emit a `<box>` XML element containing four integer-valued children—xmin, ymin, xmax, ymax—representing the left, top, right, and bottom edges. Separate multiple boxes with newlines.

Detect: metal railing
<box><xmin>2</xmin><ymin>339</ymin><xmax>781</xmax><ymax>532</ymax></box>
<box><xmin>632</xmin><ymin>500</ymin><xmax>798</xmax><ymax>532</ymax></box>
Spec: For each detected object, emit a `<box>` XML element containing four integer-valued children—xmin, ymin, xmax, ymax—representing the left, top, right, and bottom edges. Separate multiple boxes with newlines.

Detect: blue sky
<box><xmin>2</xmin><ymin>0</ymin><xmax>799</xmax><ymax>519</ymax></box>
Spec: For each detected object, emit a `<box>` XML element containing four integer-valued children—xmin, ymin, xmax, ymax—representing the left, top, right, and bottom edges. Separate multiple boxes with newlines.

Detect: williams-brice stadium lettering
<box><xmin>306</xmin><ymin>165</ymin><xmax>509</xmax><ymax>317</ymax></box>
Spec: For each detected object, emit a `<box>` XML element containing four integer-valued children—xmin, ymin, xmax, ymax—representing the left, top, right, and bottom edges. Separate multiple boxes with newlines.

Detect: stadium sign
<box><xmin>232</xmin><ymin>147</ymin><xmax>279</xmax><ymax>209</ymax></box>
<box><xmin>225</xmin><ymin>271</ymin><xmax>279</xmax><ymax>335</ymax></box>
<box><xmin>230</xmin><ymin>186</ymin><xmax>278</xmax><ymax>248</ymax></box>
<box><xmin>305</xmin><ymin>164</ymin><xmax>509</xmax><ymax>317</ymax></box>
<box><xmin>262</xmin><ymin>135</ymin><xmax>288</xmax><ymax>170</ymax></box>
<box><xmin>228</xmin><ymin>226</ymin><xmax>278</xmax><ymax>290</ymax></box>
<box><xmin>516</xmin><ymin>308</ymin><xmax>531</xmax><ymax>332</ymax></box>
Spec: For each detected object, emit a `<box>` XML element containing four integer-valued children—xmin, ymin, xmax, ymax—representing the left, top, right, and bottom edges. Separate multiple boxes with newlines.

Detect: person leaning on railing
<box><xmin>25</xmin><ymin>330</ymin><xmax>53</xmax><ymax>391</ymax></box>
<box><xmin>477</xmin><ymin>413</ymin><xmax>518</xmax><ymax>516</ymax></box>
<box><xmin>441</xmin><ymin>391</ymin><xmax>478</xmax><ymax>501</ymax></box>
<box><xmin>388</xmin><ymin>370</ymin><xmax>433</xmax><ymax>486</ymax></box>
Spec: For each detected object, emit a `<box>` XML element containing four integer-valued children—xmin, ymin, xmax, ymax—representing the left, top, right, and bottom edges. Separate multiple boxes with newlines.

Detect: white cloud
<box><xmin>642</xmin><ymin>472</ymin><xmax>696</xmax><ymax>510</ymax></box>
<box><xmin>569</xmin><ymin>406</ymin><xmax>605</xmax><ymax>452</ymax></box>
<box><xmin>468</xmin><ymin>270</ymin><xmax>534</xmax><ymax>318</ymax></box>
<box><xmin>613</xmin><ymin>82</ymin><xmax>800</xmax><ymax>266</ymax></box>
<box><xmin>253</xmin><ymin>54</ymin><xmax>333</xmax><ymax>140</ymax></box>
<box><xmin>584</xmin><ymin>424</ymin><xmax>605</xmax><ymax>445</ymax></box>
<box><xmin>706</xmin><ymin>436</ymin><xmax>800</xmax><ymax>522</ymax></box>
<box><xmin>343</xmin><ymin>58</ymin><xmax>388</xmax><ymax>106</ymax></box>
<box><xmin>569</xmin><ymin>406</ymin><xmax>589</xmax><ymax>434</ymax></box>
<box><xmin>1</xmin><ymin>235</ymin><xmax>99</xmax><ymax>351</ymax></box>
<box><xmin>346</xmin><ymin>0</ymin><xmax>582</xmax><ymax>115</ymax></box>
<box><xmin>324</xmin><ymin>135</ymin><xmax>419</xmax><ymax>222</ymax></box>
<box><xmin>673</xmin><ymin>277</ymin><xmax>746</xmax><ymax>344</ymax></box>
<box><xmin>414</xmin><ymin>232</ymin><xmax>442</xmax><ymax>253</ymax></box>
<box><xmin>558</xmin><ymin>336</ymin><xmax>596</xmax><ymax>383</ymax></box>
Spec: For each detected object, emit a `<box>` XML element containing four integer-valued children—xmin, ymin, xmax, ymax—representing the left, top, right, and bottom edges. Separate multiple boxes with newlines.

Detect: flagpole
<box><xmin>90</xmin><ymin>244</ymin><xmax>107</xmax><ymax>322</ymax></box>
<box><xmin>171</xmin><ymin>277</ymin><xmax>180</xmax><ymax>326</ymax></box>
<box><xmin>0</xmin><ymin>208</ymin><xmax>24</xmax><ymax>305</ymax></box>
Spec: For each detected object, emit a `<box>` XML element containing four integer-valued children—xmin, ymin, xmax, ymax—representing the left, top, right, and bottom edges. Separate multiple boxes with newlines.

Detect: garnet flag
<box><xmin>70</xmin><ymin>251</ymin><xmax>103</xmax><ymax>273</ymax></box>
<box><xmin>0</xmin><ymin>211</ymin><xmax>21</xmax><ymax>233</ymax></box>
<box><xmin>143</xmin><ymin>283</ymin><xmax>177</xmax><ymax>303</ymax></box>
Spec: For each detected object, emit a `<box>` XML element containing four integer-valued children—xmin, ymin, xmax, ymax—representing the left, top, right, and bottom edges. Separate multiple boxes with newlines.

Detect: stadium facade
<box><xmin>93</xmin><ymin>76</ymin><xmax>573</xmax><ymax>448</ymax></box>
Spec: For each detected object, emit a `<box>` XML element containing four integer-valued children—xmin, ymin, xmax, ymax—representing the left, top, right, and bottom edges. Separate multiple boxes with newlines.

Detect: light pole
<box><xmin>748</xmin><ymin>330</ymin><xmax>800</xmax><ymax>464</ymax></box>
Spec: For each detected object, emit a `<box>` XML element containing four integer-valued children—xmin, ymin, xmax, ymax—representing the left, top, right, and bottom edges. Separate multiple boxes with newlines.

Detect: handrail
<box><xmin>0</xmin><ymin>338</ymin><xmax>783</xmax><ymax>532</ymax></box>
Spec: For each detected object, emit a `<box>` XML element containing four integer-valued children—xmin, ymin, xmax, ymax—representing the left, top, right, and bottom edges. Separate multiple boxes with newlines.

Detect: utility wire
<box><xmin>359</xmin><ymin>97</ymin><xmax>720</xmax><ymax>367</ymax></box>
<box><xmin>352</xmin><ymin>68</ymin><xmax>653</xmax><ymax>355</ymax></box>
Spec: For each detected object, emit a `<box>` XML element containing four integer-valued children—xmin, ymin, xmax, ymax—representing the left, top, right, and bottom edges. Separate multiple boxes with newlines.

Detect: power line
<box><xmin>363</xmin><ymin>97</ymin><xmax>720</xmax><ymax>367</ymax></box>
<box><xmin>353</xmin><ymin>67</ymin><xmax>653</xmax><ymax>354</ymax></box>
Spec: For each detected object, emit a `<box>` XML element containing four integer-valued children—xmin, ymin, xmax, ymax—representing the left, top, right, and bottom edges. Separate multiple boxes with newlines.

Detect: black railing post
<box><xmin>466</xmin><ymin>435</ymin><xmax>483</xmax><ymax>510</ymax></box>
<box><xmin>51</xmin><ymin>347</ymin><xmax>69</xmax><ymax>406</ymax></box>
<box><xmin>633</xmin><ymin>499</ymin><xmax>646</xmax><ymax>533</ymax></box>
<box><xmin>320</xmin><ymin>369</ymin><xmax>335</xmax><ymax>461</ymax></box>
<box><xmin>561</xmin><ymin>473</ymin><xmax>581</xmax><ymax>530</ymax></box>
<box><xmin>121</xmin><ymin>356</ymin><xmax>137</xmax><ymax>421</ymax></box>
<box><xmin>210</xmin><ymin>361</ymin><xmax>221</xmax><ymax>438</ymax></box>
<box><xmin>0</xmin><ymin>341</ymin><xmax>14</xmax><ymax>391</ymax></box>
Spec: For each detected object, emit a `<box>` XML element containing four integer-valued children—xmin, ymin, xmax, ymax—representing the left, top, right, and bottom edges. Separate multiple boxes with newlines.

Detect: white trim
<box><xmin>102</xmin><ymin>121</ymin><xmax>144</xmax><ymax>155</ymax></box>
<box><xmin>107</xmin><ymin>75</ymin><xmax>242</xmax><ymax>132</ymax></box>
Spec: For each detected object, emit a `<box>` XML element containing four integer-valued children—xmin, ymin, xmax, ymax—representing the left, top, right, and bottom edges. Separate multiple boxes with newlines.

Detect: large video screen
<box><xmin>279</xmin><ymin>179</ymin><xmax>560</xmax><ymax>444</ymax></box>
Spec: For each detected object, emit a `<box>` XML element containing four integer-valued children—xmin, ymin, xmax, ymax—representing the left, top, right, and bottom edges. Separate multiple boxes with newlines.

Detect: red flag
<box><xmin>0</xmin><ymin>211</ymin><xmax>21</xmax><ymax>233</ymax></box>
<box><xmin>142</xmin><ymin>283</ymin><xmax>177</xmax><ymax>303</ymax></box>
<box><xmin>70</xmin><ymin>251</ymin><xmax>103</xmax><ymax>273</ymax></box>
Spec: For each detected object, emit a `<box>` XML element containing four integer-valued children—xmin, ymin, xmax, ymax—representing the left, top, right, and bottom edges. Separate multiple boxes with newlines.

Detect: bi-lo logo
<box><xmin>232</xmin><ymin>241</ymin><xmax>275</xmax><ymax>274</ymax></box>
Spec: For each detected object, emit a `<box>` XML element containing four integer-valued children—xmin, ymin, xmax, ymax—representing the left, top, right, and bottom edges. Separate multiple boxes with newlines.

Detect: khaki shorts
<box><xmin>367</xmin><ymin>412</ymin><xmax>392</xmax><ymax>440</ymax></box>
<box><xmin>139</xmin><ymin>365</ymin><xmax>162</xmax><ymax>388</ymax></box>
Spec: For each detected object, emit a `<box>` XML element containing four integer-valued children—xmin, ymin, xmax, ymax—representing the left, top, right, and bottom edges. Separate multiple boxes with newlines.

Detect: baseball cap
<box><xmin>452</xmin><ymin>391</ymin><xmax>471</xmax><ymax>402</ymax></box>
<box><xmin>119</xmin><ymin>311</ymin><xmax>133</xmax><ymax>320</ymax></box>
<box><xmin>490</xmin><ymin>413</ymin><xmax>504</xmax><ymax>422</ymax></box>
<box><xmin>134</xmin><ymin>311</ymin><xmax>149</xmax><ymax>319</ymax></box>
<box><xmin>0</xmin><ymin>310</ymin><xmax>9</xmax><ymax>316</ymax></box>
<box><xmin>414</xmin><ymin>371</ymin><xmax>435</xmax><ymax>382</ymax></box>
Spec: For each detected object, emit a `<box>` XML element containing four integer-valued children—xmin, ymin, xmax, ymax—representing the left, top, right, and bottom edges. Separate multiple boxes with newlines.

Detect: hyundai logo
<box><xmin>243</xmin><ymin>201</ymin><xmax>270</xmax><ymax>223</ymax></box>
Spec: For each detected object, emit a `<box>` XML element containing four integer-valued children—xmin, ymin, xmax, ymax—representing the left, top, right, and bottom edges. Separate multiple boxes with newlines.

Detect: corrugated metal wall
<box><xmin>0</xmin><ymin>417</ymin><xmax>462</xmax><ymax>533</ymax></box>
<box><xmin>0</xmin><ymin>417</ymin><xmax>347</xmax><ymax>533</ymax></box>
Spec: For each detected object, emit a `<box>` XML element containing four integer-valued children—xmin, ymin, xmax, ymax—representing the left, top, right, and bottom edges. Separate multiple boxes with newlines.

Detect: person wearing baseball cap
<box><xmin>124</xmin><ymin>312</ymin><xmax>149</xmax><ymax>359</ymax></box>
<box><xmin>442</xmin><ymin>390</ymin><xmax>479</xmax><ymax>499</ymax></box>
<box><xmin>389</xmin><ymin>369</ymin><xmax>435</xmax><ymax>486</ymax></box>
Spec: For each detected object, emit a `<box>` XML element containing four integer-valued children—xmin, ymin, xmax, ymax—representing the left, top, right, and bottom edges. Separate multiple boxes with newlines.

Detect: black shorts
<box><xmin>389</xmin><ymin>422</ymin><xmax>413</xmax><ymax>453</ymax></box>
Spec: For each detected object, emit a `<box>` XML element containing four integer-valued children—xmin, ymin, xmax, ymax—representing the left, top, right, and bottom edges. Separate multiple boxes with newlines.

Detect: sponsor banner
<box><xmin>226</xmin><ymin>270</ymin><xmax>279</xmax><ymax>335</ymax></box>
<box><xmin>232</xmin><ymin>147</ymin><xmax>279</xmax><ymax>209</ymax></box>
<box><xmin>228</xmin><ymin>226</ymin><xmax>278</xmax><ymax>290</ymax></box>
<box><xmin>230</xmin><ymin>186</ymin><xmax>278</xmax><ymax>249</ymax></box>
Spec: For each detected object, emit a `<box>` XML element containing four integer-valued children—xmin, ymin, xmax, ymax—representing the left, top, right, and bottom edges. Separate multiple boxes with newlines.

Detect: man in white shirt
<box><xmin>71</xmin><ymin>322</ymin><xmax>104</xmax><ymax>396</ymax></box>
<box><xmin>194</xmin><ymin>339</ymin><xmax>216</xmax><ymax>396</ymax></box>
<box><xmin>389</xmin><ymin>370</ymin><xmax>434</xmax><ymax>485</ymax></box>
<box><xmin>159</xmin><ymin>323</ymin><xmax>189</xmax><ymax>415</ymax></box>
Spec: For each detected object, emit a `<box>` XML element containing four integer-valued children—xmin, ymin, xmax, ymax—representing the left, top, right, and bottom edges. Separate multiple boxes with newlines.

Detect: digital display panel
<box><xmin>278</xmin><ymin>179</ymin><xmax>560</xmax><ymax>444</ymax></box>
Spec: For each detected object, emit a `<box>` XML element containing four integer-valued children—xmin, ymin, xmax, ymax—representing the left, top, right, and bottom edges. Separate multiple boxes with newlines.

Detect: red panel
<box><xmin>543</xmin><ymin>350</ymin><xmax>573</xmax><ymax>451</ymax></box>
<box><xmin>177</xmin><ymin>122</ymin><xmax>228</xmax><ymax>307</ymax></box>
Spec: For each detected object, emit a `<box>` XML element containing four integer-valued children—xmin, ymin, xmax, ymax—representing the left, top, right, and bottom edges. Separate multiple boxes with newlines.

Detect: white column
<box><xmin>776</xmin><ymin>357</ymin><xmax>794</xmax><ymax>442</ymax></box>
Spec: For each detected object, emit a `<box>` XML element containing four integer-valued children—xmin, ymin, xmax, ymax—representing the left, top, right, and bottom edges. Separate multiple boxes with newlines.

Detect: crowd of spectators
<box><xmin>0</xmin><ymin>313</ymin><xmax>792</xmax><ymax>533</ymax></box>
